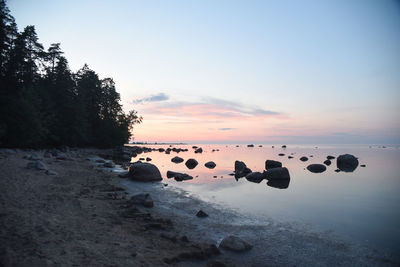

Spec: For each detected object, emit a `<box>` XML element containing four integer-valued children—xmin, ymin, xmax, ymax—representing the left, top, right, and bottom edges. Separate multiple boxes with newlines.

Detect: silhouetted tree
<box><xmin>0</xmin><ymin>0</ymin><xmax>142</xmax><ymax>148</ymax></box>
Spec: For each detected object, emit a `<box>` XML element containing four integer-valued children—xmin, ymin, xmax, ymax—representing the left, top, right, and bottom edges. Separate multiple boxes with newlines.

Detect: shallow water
<box><xmin>126</xmin><ymin>144</ymin><xmax>400</xmax><ymax>256</ymax></box>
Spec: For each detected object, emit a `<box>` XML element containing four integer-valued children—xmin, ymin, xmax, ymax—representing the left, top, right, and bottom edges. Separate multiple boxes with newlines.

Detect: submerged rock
<box><xmin>265</xmin><ymin>167</ymin><xmax>290</xmax><ymax>180</ymax></box>
<box><xmin>204</xmin><ymin>161</ymin><xmax>216</xmax><ymax>169</ymax></box>
<box><xmin>265</xmin><ymin>160</ymin><xmax>282</xmax><ymax>170</ymax></box>
<box><xmin>185</xmin><ymin>158</ymin><xmax>198</xmax><ymax>169</ymax></box>
<box><xmin>171</xmin><ymin>156</ymin><xmax>184</xmax><ymax>163</ymax></box>
<box><xmin>337</xmin><ymin>154</ymin><xmax>359</xmax><ymax>172</ymax></box>
<box><xmin>219</xmin><ymin>235</ymin><xmax>252</xmax><ymax>252</ymax></box>
<box><xmin>307</xmin><ymin>164</ymin><xmax>327</xmax><ymax>173</ymax></box>
<box><xmin>128</xmin><ymin>162</ymin><xmax>162</xmax><ymax>181</ymax></box>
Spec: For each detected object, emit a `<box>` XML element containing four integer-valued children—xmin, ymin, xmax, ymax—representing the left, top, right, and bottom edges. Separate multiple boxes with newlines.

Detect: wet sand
<box><xmin>0</xmin><ymin>148</ymin><xmax>397</xmax><ymax>266</ymax></box>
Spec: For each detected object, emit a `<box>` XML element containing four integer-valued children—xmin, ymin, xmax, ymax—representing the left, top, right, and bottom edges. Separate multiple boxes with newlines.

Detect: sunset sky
<box><xmin>9</xmin><ymin>0</ymin><xmax>400</xmax><ymax>144</ymax></box>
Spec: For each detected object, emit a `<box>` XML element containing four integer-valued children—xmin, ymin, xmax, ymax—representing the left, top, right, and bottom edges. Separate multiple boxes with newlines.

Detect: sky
<box><xmin>8</xmin><ymin>0</ymin><xmax>400</xmax><ymax>144</ymax></box>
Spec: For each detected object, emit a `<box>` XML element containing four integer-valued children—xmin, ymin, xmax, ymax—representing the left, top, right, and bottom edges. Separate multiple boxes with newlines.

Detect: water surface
<box><xmin>127</xmin><ymin>144</ymin><xmax>400</xmax><ymax>255</ymax></box>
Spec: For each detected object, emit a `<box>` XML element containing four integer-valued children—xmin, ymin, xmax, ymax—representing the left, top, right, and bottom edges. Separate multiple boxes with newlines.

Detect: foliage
<box><xmin>0</xmin><ymin>0</ymin><xmax>142</xmax><ymax>148</ymax></box>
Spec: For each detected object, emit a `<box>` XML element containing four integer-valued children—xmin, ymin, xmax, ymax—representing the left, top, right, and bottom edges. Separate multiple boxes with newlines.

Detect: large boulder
<box><xmin>307</xmin><ymin>164</ymin><xmax>326</xmax><ymax>173</ymax></box>
<box><xmin>171</xmin><ymin>156</ymin><xmax>184</xmax><ymax>163</ymax></box>
<box><xmin>265</xmin><ymin>160</ymin><xmax>282</xmax><ymax>170</ymax></box>
<box><xmin>265</xmin><ymin>167</ymin><xmax>290</xmax><ymax>180</ymax></box>
<box><xmin>337</xmin><ymin>154</ymin><xmax>359</xmax><ymax>172</ymax></box>
<box><xmin>219</xmin><ymin>235</ymin><xmax>252</xmax><ymax>252</ymax></box>
<box><xmin>234</xmin><ymin>160</ymin><xmax>252</xmax><ymax>178</ymax></box>
<box><xmin>204</xmin><ymin>161</ymin><xmax>216</xmax><ymax>169</ymax></box>
<box><xmin>245</xmin><ymin>172</ymin><xmax>266</xmax><ymax>183</ymax></box>
<box><xmin>128</xmin><ymin>162</ymin><xmax>162</xmax><ymax>181</ymax></box>
<box><xmin>185</xmin><ymin>159</ymin><xmax>198</xmax><ymax>169</ymax></box>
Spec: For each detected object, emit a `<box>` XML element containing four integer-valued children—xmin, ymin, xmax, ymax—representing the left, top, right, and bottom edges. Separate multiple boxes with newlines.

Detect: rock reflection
<box><xmin>267</xmin><ymin>179</ymin><xmax>290</xmax><ymax>189</ymax></box>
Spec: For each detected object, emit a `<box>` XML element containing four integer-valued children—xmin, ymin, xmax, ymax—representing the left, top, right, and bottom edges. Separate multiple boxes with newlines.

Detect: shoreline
<box><xmin>0</xmin><ymin>148</ymin><xmax>398</xmax><ymax>266</ymax></box>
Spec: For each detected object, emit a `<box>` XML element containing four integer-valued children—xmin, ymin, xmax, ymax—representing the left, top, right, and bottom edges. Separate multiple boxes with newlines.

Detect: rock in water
<box><xmin>204</xmin><ymin>161</ymin><xmax>216</xmax><ymax>169</ymax></box>
<box><xmin>327</xmin><ymin>155</ymin><xmax>335</xmax><ymax>160</ymax></box>
<box><xmin>323</xmin><ymin>159</ymin><xmax>331</xmax><ymax>166</ymax></box>
<box><xmin>307</xmin><ymin>164</ymin><xmax>327</xmax><ymax>173</ymax></box>
<box><xmin>128</xmin><ymin>162</ymin><xmax>162</xmax><ymax>181</ymax></box>
<box><xmin>300</xmin><ymin>156</ymin><xmax>308</xmax><ymax>162</ymax></box>
<box><xmin>245</xmin><ymin>172</ymin><xmax>266</xmax><ymax>183</ymax></box>
<box><xmin>265</xmin><ymin>160</ymin><xmax>282</xmax><ymax>170</ymax></box>
<box><xmin>265</xmin><ymin>167</ymin><xmax>290</xmax><ymax>180</ymax></box>
<box><xmin>194</xmin><ymin>148</ymin><xmax>203</xmax><ymax>153</ymax></box>
<box><xmin>337</xmin><ymin>154</ymin><xmax>359</xmax><ymax>172</ymax></box>
<box><xmin>171</xmin><ymin>156</ymin><xmax>184</xmax><ymax>163</ymax></box>
<box><xmin>185</xmin><ymin>158</ymin><xmax>198</xmax><ymax>169</ymax></box>
<box><xmin>130</xmin><ymin>193</ymin><xmax>154</xmax><ymax>207</ymax></box>
<box><xmin>234</xmin><ymin>160</ymin><xmax>252</xmax><ymax>178</ymax></box>
<box><xmin>196</xmin><ymin>210</ymin><xmax>208</xmax><ymax>218</ymax></box>
<box><xmin>219</xmin><ymin>235</ymin><xmax>252</xmax><ymax>252</ymax></box>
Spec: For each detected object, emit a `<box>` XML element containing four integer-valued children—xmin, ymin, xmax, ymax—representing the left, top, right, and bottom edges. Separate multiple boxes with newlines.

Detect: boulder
<box><xmin>130</xmin><ymin>193</ymin><xmax>153</xmax><ymax>207</ymax></box>
<box><xmin>327</xmin><ymin>155</ymin><xmax>335</xmax><ymax>160</ymax></box>
<box><xmin>194</xmin><ymin>148</ymin><xmax>203</xmax><ymax>153</ymax></box>
<box><xmin>27</xmin><ymin>161</ymin><xmax>47</xmax><ymax>170</ymax></box>
<box><xmin>219</xmin><ymin>235</ymin><xmax>252</xmax><ymax>252</ymax></box>
<box><xmin>185</xmin><ymin>159</ymin><xmax>198</xmax><ymax>169</ymax></box>
<box><xmin>282</xmin><ymin>145</ymin><xmax>287</xmax><ymax>148</ymax></box>
<box><xmin>204</xmin><ymin>161</ymin><xmax>216</xmax><ymax>169</ymax></box>
<box><xmin>146</xmin><ymin>157</ymin><xmax>152</xmax><ymax>161</ymax></box>
<box><xmin>247</xmin><ymin>144</ymin><xmax>254</xmax><ymax>147</ymax></box>
<box><xmin>307</xmin><ymin>164</ymin><xmax>327</xmax><ymax>173</ymax></box>
<box><xmin>265</xmin><ymin>160</ymin><xmax>282</xmax><ymax>170</ymax></box>
<box><xmin>337</xmin><ymin>154</ymin><xmax>359</xmax><ymax>172</ymax></box>
<box><xmin>171</xmin><ymin>156</ymin><xmax>184</xmax><ymax>163</ymax></box>
<box><xmin>278</xmin><ymin>153</ymin><xmax>285</xmax><ymax>156</ymax></box>
<box><xmin>265</xmin><ymin>167</ymin><xmax>290</xmax><ymax>180</ymax></box>
<box><xmin>245</xmin><ymin>172</ymin><xmax>266</xmax><ymax>183</ymax></box>
<box><xmin>300</xmin><ymin>156</ymin><xmax>308</xmax><ymax>162</ymax></box>
<box><xmin>128</xmin><ymin>162</ymin><xmax>162</xmax><ymax>181</ymax></box>
<box><xmin>234</xmin><ymin>160</ymin><xmax>252</xmax><ymax>178</ymax></box>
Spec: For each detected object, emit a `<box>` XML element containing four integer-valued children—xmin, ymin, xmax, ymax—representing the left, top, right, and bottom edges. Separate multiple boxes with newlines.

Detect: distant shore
<box><xmin>0</xmin><ymin>148</ymin><xmax>397</xmax><ymax>267</ymax></box>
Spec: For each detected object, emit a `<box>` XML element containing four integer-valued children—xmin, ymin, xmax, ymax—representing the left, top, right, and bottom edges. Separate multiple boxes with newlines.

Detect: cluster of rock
<box><xmin>234</xmin><ymin>159</ymin><xmax>290</xmax><ymax>189</ymax></box>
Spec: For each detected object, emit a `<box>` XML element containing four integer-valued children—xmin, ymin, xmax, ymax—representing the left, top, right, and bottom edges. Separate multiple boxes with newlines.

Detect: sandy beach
<box><xmin>0</xmin><ymin>148</ymin><xmax>397</xmax><ymax>267</ymax></box>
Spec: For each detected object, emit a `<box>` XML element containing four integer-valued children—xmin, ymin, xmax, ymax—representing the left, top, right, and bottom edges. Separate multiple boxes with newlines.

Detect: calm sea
<box><xmin>126</xmin><ymin>144</ymin><xmax>400</xmax><ymax>254</ymax></box>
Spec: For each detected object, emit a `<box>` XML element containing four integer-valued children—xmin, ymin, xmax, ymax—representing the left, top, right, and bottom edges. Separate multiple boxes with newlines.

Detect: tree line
<box><xmin>0</xmin><ymin>0</ymin><xmax>142</xmax><ymax>148</ymax></box>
